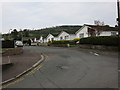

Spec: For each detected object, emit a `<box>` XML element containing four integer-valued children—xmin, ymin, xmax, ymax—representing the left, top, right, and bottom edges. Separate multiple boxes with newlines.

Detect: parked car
<box><xmin>15</xmin><ymin>41</ymin><xmax>23</xmax><ymax>47</ymax></box>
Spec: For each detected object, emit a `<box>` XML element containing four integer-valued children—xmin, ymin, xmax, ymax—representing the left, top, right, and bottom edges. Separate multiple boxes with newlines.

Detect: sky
<box><xmin>0</xmin><ymin>1</ymin><xmax>118</xmax><ymax>34</ymax></box>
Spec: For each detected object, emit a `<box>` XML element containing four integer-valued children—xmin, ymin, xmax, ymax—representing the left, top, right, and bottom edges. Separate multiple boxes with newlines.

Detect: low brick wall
<box><xmin>79</xmin><ymin>44</ymin><xmax>118</xmax><ymax>51</ymax></box>
<box><xmin>2</xmin><ymin>47</ymin><xmax>23</xmax><ymax>56</ymax></box>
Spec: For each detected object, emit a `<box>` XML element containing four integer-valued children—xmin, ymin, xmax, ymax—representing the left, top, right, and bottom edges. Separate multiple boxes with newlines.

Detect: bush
<box><xmin>2</xmin><ymin>40</ymin><xmax>15</xmax><ymax>48</ymax></box>
<box><xmin>52</xmin><ymin>40</ymin><xmax>70</xmax><ymax>44</ymax></box>
<box><xmin>74</xmin><ymin>38</ymin><xmax>80</xmax><ymax>42</ymax></box>
<box><xmin>79</xmin><ymin>36</ymin><xmax>118</xmax><ymax>46</ymax></box>
<box><xmin>47</xmin><ymin>41</ymin><xmax>52</xmax><ymax>46</ymax></box>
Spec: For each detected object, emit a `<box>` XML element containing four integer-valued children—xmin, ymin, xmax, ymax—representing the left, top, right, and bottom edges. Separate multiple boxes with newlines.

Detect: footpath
<box><xmin>2</xmin><ymin>47</ymin><xmax>42</xmax><ymax>82</ymax></box>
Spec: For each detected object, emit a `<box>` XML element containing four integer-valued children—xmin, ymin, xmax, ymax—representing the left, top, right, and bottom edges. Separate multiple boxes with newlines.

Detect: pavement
<box><xmin>2</xmin><ymin>46</ymin><xmax>42</xmax><ymax>81</ymax></box>
<box><xmin>4</xmin><ymin>46</ymin><xmax>118</xmax><ymax>88</ymax></box>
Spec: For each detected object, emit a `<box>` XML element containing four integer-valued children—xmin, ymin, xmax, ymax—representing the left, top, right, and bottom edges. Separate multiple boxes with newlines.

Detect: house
<box><xmin>42</xmin><ymin>24</ymin><xmax>118</xmax><ymax>43</ymax></box>
<box><xmin>46</xmin><ymin>33</ymin><xmax>59</xmax><ymax>42</ymax></box>
<box><xmin>57</xmin><ymin>31</ymin><xmax>76</xmax><ymax>40</ymax></box>
<box><xmin>37</xmin><ymin>36</ymin><xmax>44</xmax><ymax>43</ymax></box>
<box><xmin>76</xmin><ymin>24</ymin><xmax>118</xmax><ymax>38</ymax></box>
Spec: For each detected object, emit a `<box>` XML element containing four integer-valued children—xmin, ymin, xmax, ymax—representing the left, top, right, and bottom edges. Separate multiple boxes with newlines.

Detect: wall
<box><xmin>54</xmin><ymin>37</ymin><xmax>58</xmax><ymax>41</ymax></box>
<box><xmin>58</xmin><ymin>31</ymin><xmax>70</xmax><ymax>40</ymax></box>
<box><xmin>46</xmin><ymin>34</ymin><xmax>54</xmax><ymax>42</ymax></box>
<box><xmin>2</xmin><ymin>47</ymin><xmax>23</xmax><ymax>56</ymax></box>
<box><xmin>99</xmin><ymin>31</ymin><xmax>118</xmax><ymax>36</ymax></box>
<box><xmin>76</xmin><ymin>26</ymin><xmax>89</xmax><ymax>38</ymax></box>
<box><xmin>70</xmin><ymin>34</ymin><xmax>76</xmax><ymax>40</ymax></box>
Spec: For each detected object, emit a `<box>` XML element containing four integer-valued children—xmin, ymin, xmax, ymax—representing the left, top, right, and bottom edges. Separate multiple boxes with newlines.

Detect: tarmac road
<box><xmin>6</xmin><ymin>46</ymin><xmax>118</xmax><ymax>88</ymax></box>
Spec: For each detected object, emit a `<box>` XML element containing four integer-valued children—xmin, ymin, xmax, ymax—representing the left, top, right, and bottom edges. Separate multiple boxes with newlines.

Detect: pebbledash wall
<box><xmin>2</xmin><ymin>47</ymin><xmax>23</xmax><ymax>56</ymax></box>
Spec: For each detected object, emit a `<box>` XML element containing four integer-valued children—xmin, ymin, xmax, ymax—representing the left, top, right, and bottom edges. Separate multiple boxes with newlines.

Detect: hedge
<box><xmin>79</xmin><ymin>36</ymin><xmax>118</xmax><ymax>46</ymax></box>
<box><xmin>2</xmin><ymin>40</ymin><xmax>15</xmax><ymax>48</ymax></box>
<box><xmin>51</xmin><ymin>40</ymin><xmax>76</xmax><ymax>45</ymax></box>
<box><xmin>52</xmin><ymin>40</ymin><xmax>70</xmax><ymax>44</ymax></box>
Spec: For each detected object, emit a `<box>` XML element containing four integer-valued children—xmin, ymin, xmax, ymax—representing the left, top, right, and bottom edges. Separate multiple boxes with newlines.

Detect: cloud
<box><xmin>2</xmin><ymin>2</ymin><xmax>117</xmax><ymax>33</ymax></box>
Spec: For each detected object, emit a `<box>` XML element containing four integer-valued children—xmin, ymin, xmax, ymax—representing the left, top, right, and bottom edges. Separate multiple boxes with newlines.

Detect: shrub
<box><xmin>52</xmin><ymin>40</ymin><xmax>70</xmax><ymax>44</ymax></box>
<box><xmin>79</xmin><ymin>36</ymin><xmax>118</xmax><ymax>46</ymax></box>
<box><xmin>74</xmin><ymin>38</ymin><xmax>80</xmax><ymax>41</ymax></box>
<box><xmin>47</xmin><ymin>41</ymin><xmax>52</xmax><ymax>46</ymax></box>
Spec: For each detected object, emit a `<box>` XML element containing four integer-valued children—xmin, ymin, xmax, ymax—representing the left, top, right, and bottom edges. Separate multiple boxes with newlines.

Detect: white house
<box><xmin>34</xmin><ymin>38</ymin><xmax>37</xmax><ymax>42</ymax></box>
<box><xmin>75</xmin><ymin>25</ymin><xmax>89</xmax><ymax>38</ymax></box>
<box><xmin>42</xmin><ymin>24</ymin><xmax>118</xmax><ymax>43</ymax></box>
<box><xmin>57</xmin><ymin>31</ymin><xmax>76</xmax><ymax>40</ymax></box>
<box><xmin>75</xmin><ymin>24</ymin><xmax>118</xmax><ymax>38</ymax></box>
<box><xmin>46</xmin><ymin>34</ymin><xmax>55</xmax><ymax>42</ymax></box>
<box><xmin>37</xmin><ymin>36</ymin><xmax>44</xmax><ymax>43</ymax></box>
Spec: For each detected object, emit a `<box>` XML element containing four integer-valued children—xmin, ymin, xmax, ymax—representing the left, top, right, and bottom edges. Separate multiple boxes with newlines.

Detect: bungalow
<box><xmin>75</xmin><ymin>24</ymin><xmax>118</xmax><ymax>38</ymax></box>
<box><xmin>57</xmin><ymin>31</ymin><xmax>76</xmax><ymax>40</ymax></box>
<box><xmin>43</xmin><ymin>33</ymin><xmax>59</xmax><ymax>42</ymax></box>
<box><xmin>42</xmin><ymin>24</ymin><xmax>118</xmax><ymax>43</ymax></box>
<box><xmin>37</xmin><ymin>36</ymin><xmax>44</xmax><ymax>43</ymax></box>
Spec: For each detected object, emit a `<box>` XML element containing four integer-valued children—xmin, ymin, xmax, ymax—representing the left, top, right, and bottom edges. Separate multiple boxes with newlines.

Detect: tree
<box><xmin>94</xmin><ymin>20</ymin><xmax>104</xmax><ymax>26</ymax></box>
<box><xmin>11</xmin><ymin>29</ymin><xmax>19</xmax><ymax>40</ymax></box>
<box><xmin>23</xmin><ymin>29</ymin><xmax>29</xmax><ymax>37</ymax></box>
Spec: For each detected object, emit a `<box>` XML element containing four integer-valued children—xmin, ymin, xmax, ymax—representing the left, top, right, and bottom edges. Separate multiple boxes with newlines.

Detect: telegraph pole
<box><xmin>117</xmin><ymin>0</ymin><xmax>120</xmax><ymax>52</ymax></box>
<box><xmin>117</xmin><ymin>0</ymin><xmax>120</xmax><ymax>28</ymax></box>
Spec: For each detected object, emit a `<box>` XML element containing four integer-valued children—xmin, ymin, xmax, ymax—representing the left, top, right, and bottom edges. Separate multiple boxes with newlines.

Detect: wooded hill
<box><xmin>2</xmin><ymin>25</ymin><xmax>82</xmax><ymax>40</ymax></box>
<box><xmin>29</xmin><ymin>25</ymin><xmax>82</xmax><ymax>38</ymax></box>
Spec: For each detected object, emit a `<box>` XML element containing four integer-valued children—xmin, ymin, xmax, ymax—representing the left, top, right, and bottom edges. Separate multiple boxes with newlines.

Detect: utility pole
<box><xmin>117</xmin><ymin>0</ymin><xmax>120</xmax><ymax>28</ymax></box>
<box><xmin>117</xmin><ymin>0</ymin><xmax>120</xmax><ymax>52</ymax></box>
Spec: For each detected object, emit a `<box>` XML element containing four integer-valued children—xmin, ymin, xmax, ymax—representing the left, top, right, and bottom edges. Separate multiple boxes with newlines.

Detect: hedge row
<box><xmin>79</xmin><ymin>36</ymin><xmax>118</xmax><ymax>46</ymax></box>
<box><xmin>51</xmin><ymin>40</ymin><xmax>77</xmax><ymax>45</ymax></box>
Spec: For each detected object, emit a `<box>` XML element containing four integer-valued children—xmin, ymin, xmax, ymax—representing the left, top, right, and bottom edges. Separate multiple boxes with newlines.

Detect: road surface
<box><xmin>5</xmin><ymin>46</ymin><xmax>118</xmax><ymax>88</ymax></box>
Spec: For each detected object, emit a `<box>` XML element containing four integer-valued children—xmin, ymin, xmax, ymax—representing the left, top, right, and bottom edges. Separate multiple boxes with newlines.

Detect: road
<box><xmin>5</xmin><ymin>46</ymin><xmax>118</xmax><ymax>88</ymax></box>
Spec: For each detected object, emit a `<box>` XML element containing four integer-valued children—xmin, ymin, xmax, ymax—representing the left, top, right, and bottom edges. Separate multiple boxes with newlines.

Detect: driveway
<box><xmin>5</xmin><ymin>46</ymin><xmax>118</xmax><ymax>88</ymax></box>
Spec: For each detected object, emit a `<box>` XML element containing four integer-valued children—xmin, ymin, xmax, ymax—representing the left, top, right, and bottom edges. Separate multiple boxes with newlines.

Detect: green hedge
<box><xmin>51</xmin><ymin>40</ymin><xmax>76</xmax><ymax>45</ymax></box>
<box><xmin>79</xmin><ymin>36</ymin><xmax>118</xmax><ymax>46</ymax></box>
<box><xmin>52</xmin><ymin>40</ymin><xmax>70</xmax><ymax>44</ymax></box>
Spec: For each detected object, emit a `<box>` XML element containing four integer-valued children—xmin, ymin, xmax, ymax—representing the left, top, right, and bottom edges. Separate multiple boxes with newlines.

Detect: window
<box><xmin>65</xmin><ymin>36</ymin><xmax>69</xmax><ymax>40</ymax></box>
<box><xmin>51</xmin><ymin>38</ymin><xmax>54</xmax><ymax>41</ymax></box>
<box><xmin>111</xmin><ymin>32</ymin><xmax>117</xmax><ymax>35</ymax></box>
<box><xmin>79</xmin><ymin>33</ymin><xmax>84</xmax><ymax>38</ymax></box>
<box><xmin>60</xmin><ymin>37</ymin><xmax>63</xmax><ymax>40</ymax></box>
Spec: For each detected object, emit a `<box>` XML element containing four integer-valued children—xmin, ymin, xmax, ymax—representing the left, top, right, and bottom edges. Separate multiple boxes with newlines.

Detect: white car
<box><xmin>15</xmin><ymin>41</ymin><xmax>23</xmax><ymax>47</ymax></box>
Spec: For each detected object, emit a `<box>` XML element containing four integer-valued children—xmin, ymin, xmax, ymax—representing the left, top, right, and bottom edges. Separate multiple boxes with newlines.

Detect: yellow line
<box><xmin>2</xmin><ymin>77</ymin><xmax>24</xmax><ymax>88</ymax></box>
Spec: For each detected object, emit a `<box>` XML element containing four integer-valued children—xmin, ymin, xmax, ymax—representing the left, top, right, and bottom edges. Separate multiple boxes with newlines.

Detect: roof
<box><xmin>85</xmin><ymin>24</ymin><xmax>118</xmax><ymax>31</ymax></box>
<box><xmin>62</xmin><ymin>26</ymin><xmax>82</xmax><ymax>34</ymax></box>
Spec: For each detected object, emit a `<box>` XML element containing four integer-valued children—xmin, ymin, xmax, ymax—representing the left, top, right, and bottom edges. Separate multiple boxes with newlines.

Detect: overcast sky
<box><xmin>1</xmin><ymin>1</ymin><xmax>118</xmax><ymax>34</ymax></box>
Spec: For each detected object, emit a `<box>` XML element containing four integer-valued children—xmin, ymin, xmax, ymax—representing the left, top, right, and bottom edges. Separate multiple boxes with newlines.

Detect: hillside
<box><xmin>29</xmin><ymin>25</ymin><xmax>82</xmax><ymax>38</ymax></box>
<box><xmin>2</xmin><ymin>25</ymin><xmax>82</xmax><ymax>40</ymax></box>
